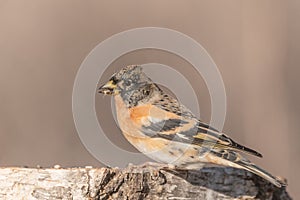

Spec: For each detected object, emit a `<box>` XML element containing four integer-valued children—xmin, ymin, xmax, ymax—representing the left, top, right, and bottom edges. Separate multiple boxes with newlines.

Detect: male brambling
<box><xmin>98</xmin><ymin>65</ymin><xmax>285</xmax><ymax>187</ymax></box>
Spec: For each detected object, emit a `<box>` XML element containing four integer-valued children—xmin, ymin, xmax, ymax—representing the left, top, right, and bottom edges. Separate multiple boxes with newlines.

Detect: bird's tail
<box><xmin>209</xmin><ymin>149</ymin><xmax>286</xmax><ymax>188</ymax></box>
<box><xmin>235</xmin><ymin>159</ymin><xmax>286</xmax><ymax>188</ymax></box>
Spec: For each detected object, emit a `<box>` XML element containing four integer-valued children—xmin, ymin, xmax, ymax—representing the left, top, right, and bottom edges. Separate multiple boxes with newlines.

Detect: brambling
<box><xmin>98</xmin><ymin>65</ymin><xmax>285</xmax><ymax>187</ymax></box>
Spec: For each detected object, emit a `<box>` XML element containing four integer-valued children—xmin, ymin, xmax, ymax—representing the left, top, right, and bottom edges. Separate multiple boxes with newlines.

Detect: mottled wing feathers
<box><xmin>145</xmin><ymin>118</ymin><xmax>189</xmax><ymax>132</ymax></box>
<box><xmin>142</xmin><ymin>118</ymin><xmax>262</xmax><ymax>158</ymax></box>
<box><xmin>138</xmin><ymin>94</ymin><xmax>262</xmax><ymax>158</ymax></box>
<box><xmin>191</xmin><ymin>124</ymin><xmax>262</xmax><ymax>157</ymax></box>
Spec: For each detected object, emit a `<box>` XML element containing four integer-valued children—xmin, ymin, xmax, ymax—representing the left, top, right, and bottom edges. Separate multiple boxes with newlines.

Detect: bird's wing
<box><xmin>138</xmin><ymin>94</ymin><xmax>262</xmax><ymax>158</ymax></box>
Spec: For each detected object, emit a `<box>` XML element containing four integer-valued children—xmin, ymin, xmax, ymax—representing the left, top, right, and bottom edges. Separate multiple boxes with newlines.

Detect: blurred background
<box><xmin>0</xmin><ymin>0</ymin><xmax>299</xmax><ymax>198</ymax></box>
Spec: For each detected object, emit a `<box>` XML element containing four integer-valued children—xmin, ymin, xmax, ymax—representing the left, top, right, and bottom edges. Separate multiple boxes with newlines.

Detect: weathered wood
<box><xmin>0</xmin><ymin>165</ymin><xmax>291</xmax><ymax>199</ymax></box>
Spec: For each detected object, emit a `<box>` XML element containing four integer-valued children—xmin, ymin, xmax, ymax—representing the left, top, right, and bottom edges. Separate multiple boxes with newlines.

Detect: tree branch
<box><xmin>0</xmin><ymin>165</ymin><xmax>291</xmax><ymax>199</ymax></box>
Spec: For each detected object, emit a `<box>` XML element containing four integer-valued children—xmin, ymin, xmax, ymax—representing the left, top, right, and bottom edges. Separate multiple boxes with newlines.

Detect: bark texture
<box><xmin>0</xmin><ymin>165</ymin><xmax>291</xmax><ymax>200</ymax></box>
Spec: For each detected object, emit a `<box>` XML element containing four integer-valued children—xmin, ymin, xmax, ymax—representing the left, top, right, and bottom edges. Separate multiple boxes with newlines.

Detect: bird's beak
<box><xmin>98</xmin><ymin>80</ymin><xmax>117</xmax><ymax>95</ymax></box>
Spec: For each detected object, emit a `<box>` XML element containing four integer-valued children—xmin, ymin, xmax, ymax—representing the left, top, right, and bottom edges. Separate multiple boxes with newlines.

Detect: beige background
<box><xmin>0</xmin><ymin>0</ymin><xmax>299</xmax><ymax>198</ymax></box>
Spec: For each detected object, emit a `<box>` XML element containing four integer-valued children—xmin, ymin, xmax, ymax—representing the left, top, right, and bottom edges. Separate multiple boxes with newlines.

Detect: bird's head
<box><xmin>98</xmin><ymin>65</ymin><xmax>152</xmax><ymax>96</ymax></box>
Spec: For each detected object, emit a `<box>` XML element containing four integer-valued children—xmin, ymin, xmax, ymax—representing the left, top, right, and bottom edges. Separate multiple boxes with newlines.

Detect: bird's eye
<box><xmin>124</xmin><ymin>79</ymin><xmax>132</xmax><ymax>86</ymax></box>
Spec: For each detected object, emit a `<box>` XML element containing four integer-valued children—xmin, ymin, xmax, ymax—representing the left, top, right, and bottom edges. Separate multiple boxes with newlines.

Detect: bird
<box><xmin>98</xmin><ymin>65</ymin><xmax>286</xmax><ymax>188</ymax></box>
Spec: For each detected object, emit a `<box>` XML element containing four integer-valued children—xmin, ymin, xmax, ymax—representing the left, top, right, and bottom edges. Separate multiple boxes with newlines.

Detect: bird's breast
<box><xmin>113</xmin><ymin>95</ymin><xmax>209</xmax><ymax>167</ymax></box>
<box><xmin>114</xmin><ymin>95</ymin><xmax>147</xmax><ymax>138</ymax></box>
